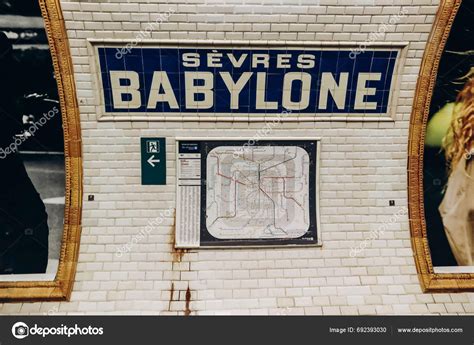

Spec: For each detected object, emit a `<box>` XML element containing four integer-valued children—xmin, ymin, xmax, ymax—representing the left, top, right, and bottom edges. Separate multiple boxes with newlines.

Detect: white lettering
<box><xmin>277</xmin><ymin>54</ymin><xmax>292</xmax><ymax>68</ymax></box>
<box><xmin>182</xmin><ymin>53</ymin><xmax>200</xmax><ymax>67</ymax></box>
<box><xmin>318</xmin><ymin>72</ymin><xmax>349</xmax><ymax>110</ymax></box>
<box><xmin>208</xmin><ymin>51</ymin><xmax>223</xmax><ymax>67</ymax></box>
<box><xmin>220</xmin><ymin>72</ymin><xmax>253</xmax><ymax>110</ymax></box>
<box><xmin>282</xmin><ymin>72</ymin><xmax>311</xmax><ymax>110</ymax></box>
<box><xmin>227</xmin><ymin>53</ymin><xmax>248</xmax><ymax>68</ymax></box>
<box><xmin>255</xmin><ymin>72</ymin><xmax>277</xmax><ymax>110</ymax></box>
<box><xmin>297</xmin><ymin>54</ymin><xmax>316</xmax><ymax>69</ymax></box>
<box><xmin>110</xmin><ymin>71</ymin><xmax>141</xmax><ymax>109</ymax></box>
<box><xmin>185</xmin><ymin>71</ymin><xmax>214</xmax><ymax>109</ymax></box>
<box><xmin>252</xmin><ymin>54</ymin><xmax>269</xmax><ymax>68</ymax></box>
<box><xmin>354</xmin><ymin>73</ymin><xmax>381</xmax><ymax>110</ymax></box>
<box><xmin>147</xmin><ymin>71</ymin><xmax>179</xmax><ymax>109</ymax></box>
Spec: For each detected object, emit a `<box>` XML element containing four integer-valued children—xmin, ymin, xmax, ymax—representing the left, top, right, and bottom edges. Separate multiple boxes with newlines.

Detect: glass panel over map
<box><xmin>206</xmin><ymin>146</ymin><xmax>310</xmax><ymax>239</ymax></box>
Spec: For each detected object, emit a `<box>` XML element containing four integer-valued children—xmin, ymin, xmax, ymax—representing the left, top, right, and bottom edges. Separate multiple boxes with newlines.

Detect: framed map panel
<box><xmin>175</xmin><ymin>138</ymin><xmax>320</xmax><ymax>248</ymax></box>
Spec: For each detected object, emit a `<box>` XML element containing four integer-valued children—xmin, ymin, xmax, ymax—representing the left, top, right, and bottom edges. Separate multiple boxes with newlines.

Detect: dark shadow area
<box><xmin>424</xmin><ymin>1</ymin><xmax>474</xmax><ymax>266</ymax></box>
<box><xmin>0</xmin><ymin>0</ymin><xmax>64</xmax><ymax>275</ymax></box>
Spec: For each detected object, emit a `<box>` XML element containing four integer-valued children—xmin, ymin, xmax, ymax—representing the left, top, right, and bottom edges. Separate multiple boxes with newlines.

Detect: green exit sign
<box><xmin>141</xmin><ymin>138</ymin><xmax>166</xmax><ymax>185</ymax></box>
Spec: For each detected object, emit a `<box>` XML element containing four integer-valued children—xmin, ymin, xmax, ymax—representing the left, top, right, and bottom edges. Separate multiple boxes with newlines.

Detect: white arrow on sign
<box><xmin>147</xmin><ymin>155</ymin><xmax>160</xmax><ymax>167</ymax></box>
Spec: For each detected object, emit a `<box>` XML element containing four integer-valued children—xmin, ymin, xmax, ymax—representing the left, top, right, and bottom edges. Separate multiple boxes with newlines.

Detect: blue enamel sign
<box><xmin>98</xmin><ymin>46</ymin><xmax>398</xmax><ymax>116</ymax></box>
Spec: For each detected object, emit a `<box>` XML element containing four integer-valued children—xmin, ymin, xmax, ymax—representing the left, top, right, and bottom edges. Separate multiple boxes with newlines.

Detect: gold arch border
<box><xmin>0</xmin><ymin>0</ymin><xmax>82</xmax><ymax>301</ymax></box>
<box><xmin>407</xmin><ymin>0</ymin><xmax>474</xmax><ymax>292</ymax></box>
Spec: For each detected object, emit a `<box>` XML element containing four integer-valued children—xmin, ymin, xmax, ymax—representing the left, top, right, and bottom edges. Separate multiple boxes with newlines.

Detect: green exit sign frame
<box><xmin>141</xmin><ymin>137</ymin><xmax>166</xmax><ymax>185</ymax></box>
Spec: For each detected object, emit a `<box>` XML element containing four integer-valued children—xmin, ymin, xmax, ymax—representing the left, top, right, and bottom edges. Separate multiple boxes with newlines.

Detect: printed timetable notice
<box><xmin>175</xmin><ymin>142</ymin><xmax>201</xmax><ymax>248</ymax></box>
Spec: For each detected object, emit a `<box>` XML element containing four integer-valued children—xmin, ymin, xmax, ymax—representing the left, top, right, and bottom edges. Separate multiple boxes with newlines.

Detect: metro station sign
<box><xmin>96</xmin><ymin>43</ymin><xmax>399</xmax><ymax>119</ymax></box>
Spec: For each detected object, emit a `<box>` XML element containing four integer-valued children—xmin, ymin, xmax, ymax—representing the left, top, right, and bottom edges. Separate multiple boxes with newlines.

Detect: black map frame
<box><xmin>197</xmin><ymin>139</ymin><xmax>319</xmax><ymax>247</ymax></box>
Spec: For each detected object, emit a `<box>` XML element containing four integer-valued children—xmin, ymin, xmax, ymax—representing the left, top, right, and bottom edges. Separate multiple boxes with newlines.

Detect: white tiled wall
<box><xmin>4</xmin><ymin>0</ymin><xmax>474</xmax><ymax>315</ymax></box>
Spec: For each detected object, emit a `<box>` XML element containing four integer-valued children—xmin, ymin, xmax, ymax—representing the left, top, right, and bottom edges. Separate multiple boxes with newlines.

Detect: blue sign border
<box><xmin>97</xmin><ymin>45</ymin><xmax>398</xmax><ymax>117</ymax></box>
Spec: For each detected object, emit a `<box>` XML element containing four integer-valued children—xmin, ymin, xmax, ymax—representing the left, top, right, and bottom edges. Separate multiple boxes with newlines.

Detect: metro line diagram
<box><xmin>205</xmin><ymin>145</ymin><xmax>310</xmax><ymax>240</ymax></box>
